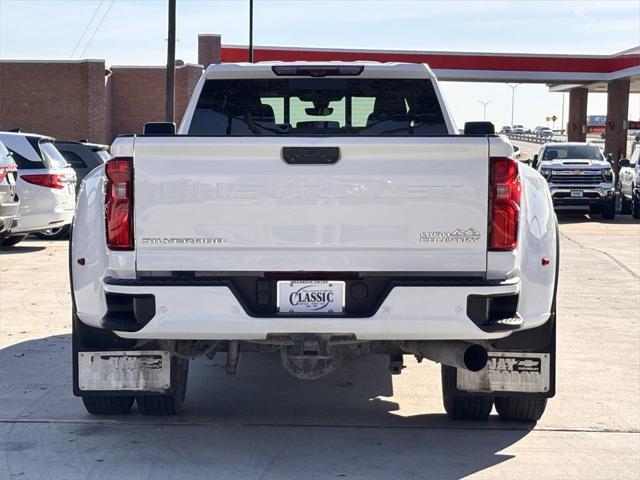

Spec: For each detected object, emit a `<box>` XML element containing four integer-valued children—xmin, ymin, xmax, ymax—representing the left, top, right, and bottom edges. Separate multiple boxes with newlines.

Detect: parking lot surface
<box><xmin>1</xmin><ymin>215</ymin><xmax>639</xmax><ymax>479</ymax></box>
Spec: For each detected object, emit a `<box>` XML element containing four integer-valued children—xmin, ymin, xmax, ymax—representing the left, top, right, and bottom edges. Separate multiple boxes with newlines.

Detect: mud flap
<box><xmin>456</xmin><ymin>352</ymin><xmax>551</xmax><ymax>394</ymax></box>
<box><xmin>77</xmin><ymin>351</ymin><xmax>171</xmax><ymax>393</ymax></box>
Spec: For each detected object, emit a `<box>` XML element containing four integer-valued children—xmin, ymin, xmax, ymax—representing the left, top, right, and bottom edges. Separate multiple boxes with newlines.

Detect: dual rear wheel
<box><xmin>80</xmin><ymin>358</ymin><xmax>189</xmax><ymax>416</ymax></box>
<box><xmin>441</xmin><ymin>365</ymin><xmax>547</xmax><ymax>422</ymax></box>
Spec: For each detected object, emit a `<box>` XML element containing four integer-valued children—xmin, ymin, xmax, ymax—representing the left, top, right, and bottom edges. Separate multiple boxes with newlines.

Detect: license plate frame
<box><xmin>570</xmin><ymin>189</ymin><xmax>583</xmax><ymax>198</ymax></box>
<box><xmin>277</xmin><ymin>280</ymin><xmax>345</xmax><ymax>314</ymax></box>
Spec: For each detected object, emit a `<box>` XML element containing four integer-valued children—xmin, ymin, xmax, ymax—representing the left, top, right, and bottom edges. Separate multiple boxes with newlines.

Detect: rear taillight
<box><xmin>0</xmin><ymin>168</ymin><xmax>10</xmax><ymax>183</ymax></box>
<box><xmin>21</xmin><ymin>173</ymin><xmax>66</xmax><ymax>189</ymax></box>
<box><xmin>105</xmin><ymin>157</ymin><xmax>134</xmax><ymax>250</ymax></box>
<box><xmin>489</xmin><ymin>157</ymin><xmax>521</xmax><ymax>251</ymax></box>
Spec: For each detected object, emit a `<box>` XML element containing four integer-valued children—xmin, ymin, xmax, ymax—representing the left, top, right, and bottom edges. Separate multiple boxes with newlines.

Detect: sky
<box><xmin>0</xmin><ymin>0</ymin><xmax>639</xmax><ymax>128</ymax></box>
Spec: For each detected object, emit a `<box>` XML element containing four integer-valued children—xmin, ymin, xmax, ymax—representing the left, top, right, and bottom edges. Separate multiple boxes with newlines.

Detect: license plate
<box><xmin>77</xmin><ymin>351</ymin><xmax>171</xmax><ymax>392</ymax></box>
<box><xmin>456</xmin><ymin>352</ymin><xmax>550</xmax><ymax>393</ymax></box>
<box><xmin>277</xmin><ymin>280</ymin><xmax>345</xmax><ymax>314</ymax></box>
<box><xmin>570</xmin><ymin>190</ymin><xmax>583</xmax><ymax>198</ymax></box>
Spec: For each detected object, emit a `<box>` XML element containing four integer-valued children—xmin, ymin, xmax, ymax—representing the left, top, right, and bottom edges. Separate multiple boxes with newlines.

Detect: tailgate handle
<box><xmin>282</xmin><ymin>147</ymin><xmax>340</xmax><ymax>165</ymax></box>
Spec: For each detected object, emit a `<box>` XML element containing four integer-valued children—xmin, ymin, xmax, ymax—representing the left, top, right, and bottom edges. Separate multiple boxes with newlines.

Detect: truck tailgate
<box><xmin>133</xmin><ymin>136</ymin><xmax>489</xmax><ymax>273</ymax></box>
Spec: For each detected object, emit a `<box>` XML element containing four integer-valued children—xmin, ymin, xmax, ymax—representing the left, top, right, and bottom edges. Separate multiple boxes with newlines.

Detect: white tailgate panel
<box><xmin>134</xmin><ymin>137</ymin><xmax>489</xmax><ymax>273</ymax></box>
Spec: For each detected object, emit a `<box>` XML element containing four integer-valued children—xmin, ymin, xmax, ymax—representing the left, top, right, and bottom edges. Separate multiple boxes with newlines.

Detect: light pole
<box><xmin>478</xmin><ymin>100</ymin><xmax>491</xmax><ymax>120</ymax></box>
<box><xmin>165</xmin><ymin>0</ymin><xmax>176</xmax><ymax>123</ymax></box>
<box><xmin>507</xmin><ymin>83</ymin><xmax>520</xmax><ymax>127</ymax></box>
<box><xmin>248</xmin><ymin>0</ymin><xmax>254</xmax><ymax>62</ymax></box>
<box><xmin>560</xmin><ymin>92</ymin><xmax>566</xmax><ymax>135</ymax></box>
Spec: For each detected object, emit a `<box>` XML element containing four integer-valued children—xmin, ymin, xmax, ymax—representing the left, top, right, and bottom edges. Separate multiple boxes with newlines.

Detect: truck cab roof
<box><xmin>203</xmin><ymin>61</ymin><xmax>434</xmax><ymax>79</ymax></box>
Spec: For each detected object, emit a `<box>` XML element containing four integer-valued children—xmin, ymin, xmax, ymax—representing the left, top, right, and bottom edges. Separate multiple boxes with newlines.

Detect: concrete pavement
<box><xmin>1</xmin><ymin>214</ymin><xmax>639</xmax><ymax>479</ymax></box>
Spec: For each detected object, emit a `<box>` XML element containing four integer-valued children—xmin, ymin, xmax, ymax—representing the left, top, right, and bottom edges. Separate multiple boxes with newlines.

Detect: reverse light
<box><xmin>21</xmin><ymin>173</ymin><xmax>66</xmax><ymax>189</ymax></box>
<box><xmin>105</xmin><ymin>157</ymin><xmax>134</xmax><ymax>250</ymax></box>
<box><xmin>489</xmin><ymin>157</ymin><xmax>521</xmax><ymax>251</ymax></box>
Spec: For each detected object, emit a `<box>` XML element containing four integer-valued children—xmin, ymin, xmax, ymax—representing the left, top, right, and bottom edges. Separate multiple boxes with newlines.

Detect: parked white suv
<box><xmin>71</xmin><ymin>62</ymin><xmax>558</xmax><ymax>422</ymax></box>
<box><xmin>0</xmin><ymin>132</ymin><xmax>76</xmax><ymax>246</ymax></box>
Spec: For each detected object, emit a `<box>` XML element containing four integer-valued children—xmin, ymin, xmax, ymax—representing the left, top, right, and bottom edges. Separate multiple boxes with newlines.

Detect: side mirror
<box><xmin>464</xmin><ymin>121</ymin><xmax>495</xmax><ymax>135</ymax></box>
<box><xmin>532</xmin><ymin>154</ymin><xmax>539</xmax><ymax>169</ymax></box>
<box><xmin>619</xmin><ymin>158</ymin><xmax>631</xmax><ymax>168</ymax></box>
<box><xmin>606</xmin><ymin>153</ymin><xmax>613</xmax><ymax>164</ymax></box>
<box><xmin>143</xmin><ymin>122</ymin><xmax>176</xmax><ymax>135</ymax></box>
<box><xmin>513</xmin><ymin>145</ymin><xmax>520</xmax><ymax>153</ymax></box>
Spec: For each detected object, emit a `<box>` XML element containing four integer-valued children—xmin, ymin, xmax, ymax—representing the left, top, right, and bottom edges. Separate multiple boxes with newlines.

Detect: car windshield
<box><xmin>189</xmin><ymin>78</ymin><xmax>448</xmax><ymax>136</ymax></box>
<box><xmin>39</xmin><ymin>141</ymin><xmax>70</xmax><ymax>169</ymax></box>
<box><xmin>542</xmin><ymin>145</ymin><xmax>603</xmax><ymax>161</ymax></box>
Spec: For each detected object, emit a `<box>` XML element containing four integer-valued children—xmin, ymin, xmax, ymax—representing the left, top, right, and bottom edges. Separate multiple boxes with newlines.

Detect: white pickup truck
<box><xmin>71</xmin><ymin>62</ymin><xmax>558</xmax><ymax>422</ymax></box>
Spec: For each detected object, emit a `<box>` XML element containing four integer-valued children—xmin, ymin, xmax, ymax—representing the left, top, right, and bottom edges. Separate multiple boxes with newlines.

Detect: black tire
<box><xmin>1</xmin><ymin>234</ymin><xmax>27</xmax><ymax>247</ymax></box>
<box><xmin>136</xmin><ymin>358</ymin><xmax>189</xmax><ymax>415</ymax></box>
<box><xmin>33</xmin><ymin>225</ymin><xmax>70</xmax><ymax>240</ymax></box>
<box><xmin>441</xmin><ymin>365</ymin><xmax>493</xmax><ymax>421</ymax></box>
<box><xmin>620</xmin><ymin>195</ymin><xmax>632</xmax><ymax>215</ymax></box>
<box><xmin>633</xmin><ymin>194</ymin><xmax>640</xmax><ymax>219</ymax></box>
<box><xmin>601</xmin><ymin>198</ymin><xmax>616</xmax><ymax>220</ymax></box>
<box><xmin>82</xmin><ymin>395</ymin><xmax>134</xmax><ymax>415</ymax></box>
<box><xmin>495</xmin><ymin>396</ymin><xmax>547</xmax><ymax>422</ymax></box>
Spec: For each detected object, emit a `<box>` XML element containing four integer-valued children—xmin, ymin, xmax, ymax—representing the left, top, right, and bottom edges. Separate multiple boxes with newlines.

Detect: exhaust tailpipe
<box><xmin>405</xmin><ymin>341</ymin><xmax>488</xmax><ymax>372</ymax></box>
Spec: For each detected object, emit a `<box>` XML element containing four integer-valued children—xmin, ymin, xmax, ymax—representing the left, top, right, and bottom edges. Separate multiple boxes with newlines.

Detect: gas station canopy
<box><xmin>221</xmin><ymin>44</ymin><xmax>640</xmax><ymax>92</ymax></box>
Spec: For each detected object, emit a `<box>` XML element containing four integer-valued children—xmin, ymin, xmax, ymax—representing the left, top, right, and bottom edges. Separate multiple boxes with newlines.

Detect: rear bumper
<box><xmin>10</xmin><ymin>208</ymin><xmax>74</xmax><ymax>234</ymax></box>
<box><xmin>75</xmin><ymin>277</ymin><xmax>551</xmax><ymax>341</ymax></box>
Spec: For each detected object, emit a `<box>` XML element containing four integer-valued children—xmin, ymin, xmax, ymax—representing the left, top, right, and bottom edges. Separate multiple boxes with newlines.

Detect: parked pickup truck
<box><xmin>71</xmin><ymin>62</ymin><xmax>558</xmax><ymax>422</ymax></box>
<box><xmin>533</xmin><ymin>142</ymin><xmax>616</xmax><ymax>219</ymax></box>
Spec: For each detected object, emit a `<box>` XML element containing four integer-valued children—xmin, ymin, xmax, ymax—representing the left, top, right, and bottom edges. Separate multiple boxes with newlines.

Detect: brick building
<box><xmin>0</xmin><ymin>34</ymin><xmax>222</xmax><ymax>144</ymax></box>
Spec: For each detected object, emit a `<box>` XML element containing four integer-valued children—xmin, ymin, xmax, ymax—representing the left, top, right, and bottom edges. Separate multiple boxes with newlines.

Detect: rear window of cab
<box><xmin>189</xmin><ymin>78</ymin><xmax>448</xmax><ymax>136</ymax></box>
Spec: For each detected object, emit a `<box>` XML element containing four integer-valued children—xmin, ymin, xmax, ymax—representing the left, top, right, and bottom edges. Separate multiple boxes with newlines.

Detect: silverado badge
<box><xmin>420</xmin><ymin>228</ymin><xmax>481</xmax><ymax>244</ymax></box>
